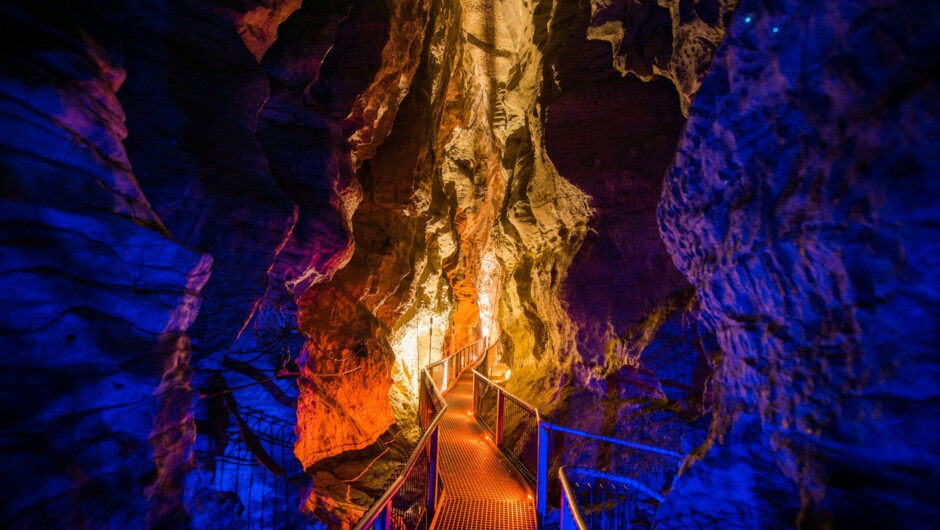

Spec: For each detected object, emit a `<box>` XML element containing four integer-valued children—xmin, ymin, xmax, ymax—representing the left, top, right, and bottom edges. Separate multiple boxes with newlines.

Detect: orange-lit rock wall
<box><xmin>291</xmin><ymin>3</ymin><xmax>735</xmax><ymax>516</ymax></box>
<box><xmin>20</xmin><ymin>0</ymin><xmax>940</xmax><ymax>528</ymax></box>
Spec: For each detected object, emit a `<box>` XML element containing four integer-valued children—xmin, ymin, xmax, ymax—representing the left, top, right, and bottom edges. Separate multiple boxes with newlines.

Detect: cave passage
<box><xmin>1</xmin><ymin>0</ymin><xmax>938</xmax><ymax>529</ymax></box>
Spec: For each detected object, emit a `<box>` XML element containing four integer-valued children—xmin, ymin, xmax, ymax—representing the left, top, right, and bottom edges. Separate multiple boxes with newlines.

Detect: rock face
<box><xmin>587</xmin><ymin>0</ymin><xmax>740</xmax><ymax>115</ymax></box>
<box><xmin>657</xmin><ymin>0</ymin><xmax>940</xmax><ymax>527</ymax></box>
<box><xmin>475</xmin><ymin>0</ymin><xmax>721</xmax><ymax>491</ymax></box>
<box><xmin>0</xmin><ymin>0</ymin><xmax>365</xmax><ymax>527</ymax></box>
<box><xmin>2</xmin><ymin>0</ymin><xmax>938</xmax><ymax>527</ymax></box>
<box><xmin>0</xmin><ymin>4</ymin><xmax>212</xmax><ymax>526</ymax></box>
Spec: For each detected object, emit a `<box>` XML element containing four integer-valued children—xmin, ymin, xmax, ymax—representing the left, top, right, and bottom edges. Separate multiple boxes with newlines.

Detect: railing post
<box><xmin>537</xmin><ymin>421</ymin><xmax>549</xmax><ymax>525</ymax></box>
<box><xmin>427</xmin><ymin>425</ymin><xmax>439</xmax><ymax>517</ymax></box>
<box><xmin>560</xmin><ymin>488</ymin><xmax>571</xmax><ymax>530</ymax></box>
<box><xmin>495</xmin><ymin>389</ymin><xmax>505</xmax><ymax>446</ymax></box>
<box><xmin>374</xmin><ymin>502</ymin><xmax>391</xmax><ymax>530</ymax></box>
<box><xmin>418</xmin><ymin>373</ymin><xmax>427</xmax><ymax>429</ymax></box>
<box><xmin>472</xmin><ymin>373</ymin><xmax>479</xmax><ymax>416</ymax></box>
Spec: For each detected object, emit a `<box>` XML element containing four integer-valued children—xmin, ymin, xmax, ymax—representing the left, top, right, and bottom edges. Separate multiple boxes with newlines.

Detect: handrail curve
<box><xmin>354</xmin><ymin>335</ymin><xmax>491</xmax><ymax>530</ymax></box>
<box><xmin>471</xmin><ymin>359</ymin><xmax>683</xmax><ymax>526</ymax></box>
<box><xmin>561</xmin><ymin>466</ymin><xmax>666</xmax><ymax>502</ymax></box>
<box><xmin>544</xmin><ymin>423</ymin><xmax>683</xmax><ymax>459</ymax></box>
<box><xmin>559</xmin><ymin>466</ymin><xmax>668</xmax><ymax>530</ymax></box>
<box><xmin>426</xmin><ymin>336</ymin><xmax>485</xmax><ymax>370</ymax></box>
<box><xmin>355</xmin><ymin>400</ymin><xmax>446</xmax><ymax>528</ymax></box>
<box><xmin>558</xmin><ymin>466</ymin><xmax>590</xmax><ymax>530</ymax></box>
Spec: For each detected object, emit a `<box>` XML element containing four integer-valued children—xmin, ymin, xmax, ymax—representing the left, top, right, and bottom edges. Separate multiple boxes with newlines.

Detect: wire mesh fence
<box><xmin>386</xmin><ymin>438</ymin><xmax>432</xmax><ymax>530</ymax></box>
<box><xmin>560</xmin><ymin>467</ymin><xmax>664</xmax><ymax>530</ymax></box>
<box><xmin>473</xmin><ymin>375</ymin><xmax>498</xmax><ymax>437</ymax></box>
<box><xmin>471</xmin><ymin>369</ymin><xmax>683</xmax><ymax>529</ymax></box>
<box><xmin>499</xmin><ymin>392</ymin><xmax>539</xmax><ymax>484</ymax></box>
<box><xmin>196</xmin><ymin>406</ymin><xmax>306</xmax><ymax>530</ymax></box>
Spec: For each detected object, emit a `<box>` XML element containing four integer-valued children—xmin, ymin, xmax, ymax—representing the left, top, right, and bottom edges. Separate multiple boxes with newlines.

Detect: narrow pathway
<box><xmin>432</xmin><ymin>371</ymin><xmax>537</xmax><ymax>530</ymax></box>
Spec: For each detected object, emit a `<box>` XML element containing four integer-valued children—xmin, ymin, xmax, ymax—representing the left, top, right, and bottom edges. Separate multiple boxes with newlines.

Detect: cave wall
<box><xmin>3</xmin><ymin>0</ymin><xmax>937</xmax><ymax>527</ymax></box>
<box><xmin>0</xmin><ymin>0</ymin><xmax>378</xmax><ymax>527</ymax></box>
<box><xmin>477</xmin><ymin>0</ymin><xmax>596</xmax><ymax>408</ymax></box>
<box><xmin>0</xmin><ymin>0</ymin><xmax>728</xmax><ymax>524</ymax></box>
<box><xmin>530</xmin><ymin>0</ymin><xmax>709</xmax><ymax>448</ymax></box>
<box><xmin>657</xmin><ymin>0</ymin><xmax>940</xmax><ymax>527</ymax></box>
<box><xmin>293</xmin><ymin>0</ymin><xmax>466</xmax><ymax>521</ymax></box>
<box><xmin>0</xmin><ymin>3</ymin><xmax>215</xmax><ymax>526</ymax></box>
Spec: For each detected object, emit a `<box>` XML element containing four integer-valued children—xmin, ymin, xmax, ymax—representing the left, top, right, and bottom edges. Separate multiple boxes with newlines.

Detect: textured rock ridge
<box><xmin>0</xmin><ymin>0</ymin><xmax>371</xmax><ymax>526</ymax></box>
<box><xmin>587</xmin><ymin>0</ymin><xmax>739</xmax><ymax>115</ymax></box>
<box><xmin>472</xmin><ymin>0</ymin><xmax>596</xmax><ymax>409</ymax></box>
<box><xmin>3</xmin><ymin>0</ymin><xmax>938</xmax><ymax>528</ymax></box>
<box><xmin>0</xmin><ymin>4</ymin><xmax>212</xmax><ymax>526</ymax></box>
<box><xmin>657</xmin><ymin>0</ymin><xmax>940</xmax><ymax>527</ymax></box>
<box><xmin>456</xmin><ymin>2</ymin><xmax>721</xmax><ymax>493</ymax></box>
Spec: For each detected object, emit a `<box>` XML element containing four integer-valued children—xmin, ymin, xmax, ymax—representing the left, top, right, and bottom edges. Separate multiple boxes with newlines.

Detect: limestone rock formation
<box><xmin>537</xmin><ymin>0</ymin><xmax>714</xmax><ymax>433</ymax></box>
<box><xmin>0</xmin><ymin>0</ymin><xmax>369</xmax><ymax>526</ymax></box>
<box><xmin>657</xmin><ymin>0</ymin><xmax>940</xmax><ymax>526</ymax></box>
<box><xmin>2</xmin><ymin>0</ymin><xmax>938</xmax><ymax>528</ymax></box>
<box><xmin>587</xmin><ymin>0</ymin><xmax>740</xmax><ymax>115</ymax></box>
<box><xmin>0</xmin><ymin>4</ymin><xmax>212</xmax><ymax>526</ymax></box>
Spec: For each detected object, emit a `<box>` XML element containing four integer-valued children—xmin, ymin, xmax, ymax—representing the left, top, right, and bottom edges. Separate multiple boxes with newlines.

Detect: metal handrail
<box><xmin>355</xmin><ymin>390</ymin><xmax>445</xmax><ymax>529</ymax></box>
<box><xmin>558</xmin><ymin>467</ymin><xmax>590</xmax><ymax>530</ymax></box>
<box><xmin>471</xmin><ymin>340</ymin><xmax>499</xmax><ymax>371</ymax></box>
<box><xmin>544</xmin><ymin>423</ymin><xmax>683</xmax><ymax>459</ymax></box>
<box><xmin>559</xmin><ymin>466</ymin><xmax>667</xmax><ymax>530</ymax></box>
<box><xmin>471</xmin><ymin>369</ymin><xmax>541</xmax><ymax>485</ymax></box>
<box><xmin>471</xmin><ymin>369</ymin><xmax>542</xmax><ymax>422</ymax></box>
<box><xmin>427</xmin><ymin>336</ymin><xmax>489</xmax><ymax>394</ymax></box>
<box><xmin>470</xmin><ymin>370</ymin><xmax>683</xmax><ymax>525</ymax></box>
<box><xmin>355</xmin><ymin>336</ymin><xmax>490</xmax><ymax>529</ymax></box>
<box><xmin>427</xmin><ymin>336</ymin><xmax>486</xmax><ymax>370</ymax></box>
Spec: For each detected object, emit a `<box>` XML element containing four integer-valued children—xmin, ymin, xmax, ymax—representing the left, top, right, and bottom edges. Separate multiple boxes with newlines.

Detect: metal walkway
<box><xmin>432</xmin><ymin>371</ymin><xmax>537</xmax><ymax>530</ymax></box>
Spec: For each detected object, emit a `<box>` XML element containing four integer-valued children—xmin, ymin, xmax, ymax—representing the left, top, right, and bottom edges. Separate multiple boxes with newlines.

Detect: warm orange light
<box><xmin>527</xmin><ymin>494</ymin><xmax>533</xmax><ymax>501</ymax></box>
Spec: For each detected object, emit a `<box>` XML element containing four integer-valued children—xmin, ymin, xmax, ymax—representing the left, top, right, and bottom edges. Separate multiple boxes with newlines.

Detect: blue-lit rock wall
<box><xmin>3</xmin><ymin>0</ymin><xmax>938</xmax><ymax>527</ymax></box>
<box><xmin>0</xmin><ymin>0</ymin><xmax>359</xmax><ymax>527</ymax></box>
<box><xmin>0</xmin><ymin>4</ymin><xmax>213</xmax><ymax>526</ymax></box>
<box><xmin>657</xmin><ymin>0</ymin><xmax>940</xmax><ymax>526</ymax></box>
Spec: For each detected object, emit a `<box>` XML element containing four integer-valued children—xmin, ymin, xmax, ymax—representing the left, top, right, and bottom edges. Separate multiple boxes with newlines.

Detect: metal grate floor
<box><xmin>433</xmin><ymin>372</ymin><xmax>537</xmax><ymax>530</ymax></box>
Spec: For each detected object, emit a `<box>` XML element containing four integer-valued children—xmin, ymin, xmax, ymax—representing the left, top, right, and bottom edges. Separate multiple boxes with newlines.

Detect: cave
<box><xmin>1</xmin><ymin>0</ymin><xmax>938</xmax><ymax>529</ymax></box>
